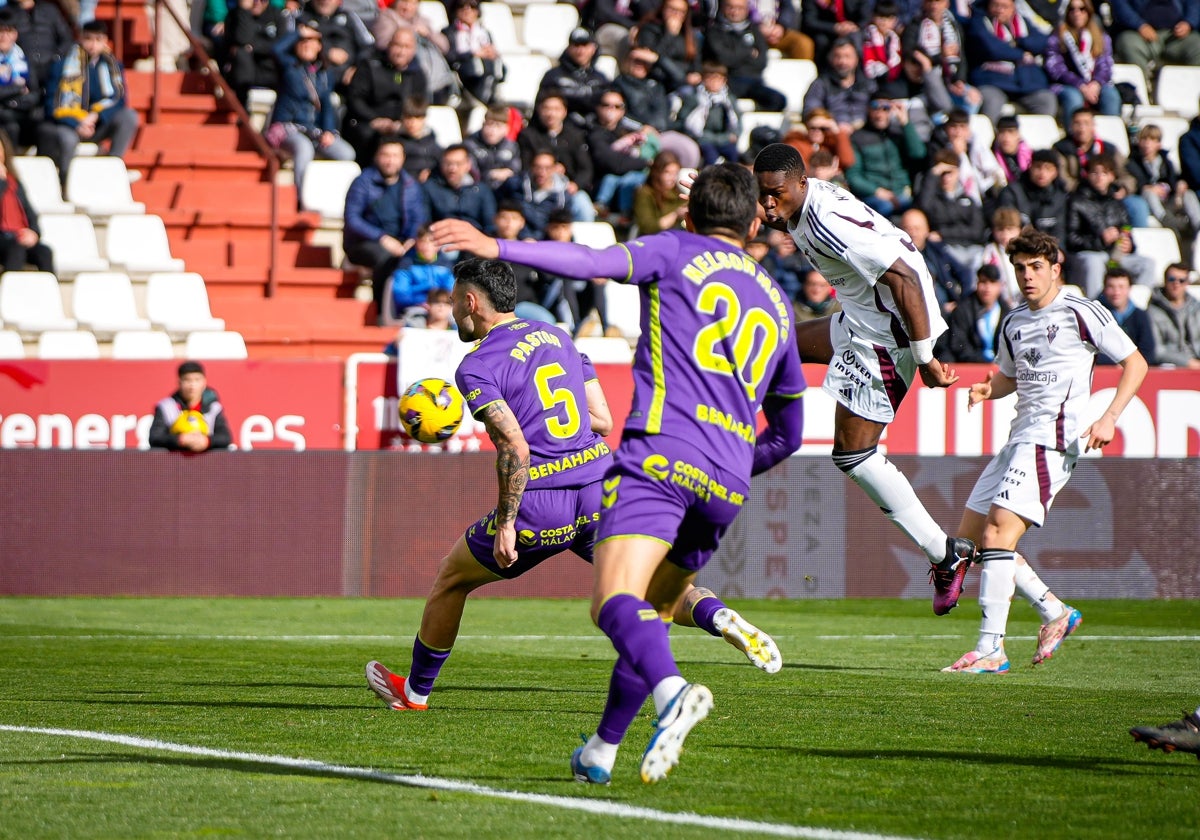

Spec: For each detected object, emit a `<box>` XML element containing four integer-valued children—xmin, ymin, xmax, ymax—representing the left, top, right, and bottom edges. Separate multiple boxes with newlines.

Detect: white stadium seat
<box><xmin>145</xmin><ymin>272</ymin><xmax>226</xmax><ymax>339</ymax></box>
<box><xmin>0</xmin><ymin>271</ymin><xmax>77</xmax><ymax>337</ymax></box>
<box><xmin>521</xmin><ymin>2</ymin><xmax>579</xmax><ymax>58</ymax></box>
<box><xmin>425</xmin><ymin>105</ymin><xmax>463</xmax><ymax>146</ymax></box>
<box><xmin>593</xmin><ymin>54</ymin><xmax>618</xmax><ymax>81</ymax></box>
<box><xmin>1130</xmin><ymin>227</ymin><xmax>1182</xmax><ymax>286</ymax></box>
<box><xmin>111</xmin><ymin>329</ymin><xmax>176</xmax><ymax>359</ymax></box>
<box><xmin>0</xmin><ymin>329</ymin><xmax>25</xmax><ymax>358</ymax></box>
<box><xmin>11</xmin><ymin>156</ymin><xmax>74</xmax><ymax>214</ymax></box>
<box><xmin>71</xmin><ymin>272</ymin><xmax>151</xmax><ymax>339</ymax></box>
<box><xmin>37</xmin><ymin>214</ymin><xmax>110</xmax><ymax>278</ymax></box>
<box><xmin>573</xmin><ymin>336</ymin><xmax>633</xmax><ymax>364</ymax></box>
<box><xmin>1017</xmin><ymin>114</ymin><xmax>1064</xmax><ymax>150</ymax></box>
<box><xmin>36</xmin><ymin>330</ymin><xmax>100</xmax><ymax>359</ymax></box>
<box><xmin>604</xmin><ymin>282</ymin><xmax>641</xmax><ymax>339</ymax></box>
<box><xmin>104</xmin><ymin>214</ymin><xmax>186</xmax><ymax>277</ymax></box>
<box><xmin>1128</xmin><ymin>283</ymin><xmax>1151</xmax><ymax>309</ymax></box>
<box><xmin>185</xmin><ymin>330</ymin><xmax>248</xmax><ymax>360</ymax></box>
<box><xmin>1093</xmin><ymin>115</ymin><xmax>1130</xmax><ymax>157</ymax></box>
<box><xmin>570</xmin><ymin>221</ymin><xmax>617</xmax><ymax>249</ymax></box>
<box><xmin>969</xmin><ymin>113</ymin><xmax>995</xmax><ymax>154</ymax></box>
<box><xmin>418</xmin><ymin>1</ymin><xmax>448</xmax><ymax>31</ymax></box>
<box><xmin>1151</xmin><ymin>116</ymin><xmax>1190</xmax><ymax>165</ymax></box>
<box><xmin>494</xmin><ymin>53</ymin><xmax>552</xmax><ymax>110</ymax></box>
<box><xmin>1155</xmin><ymin>66</ymin><xmax>1200</xmax><ymax>118</ymax></box>
<box><xmin>300</xmin><ymin>159</ymin><xmax>361</xmax><ymax>223</ymax></box>
<box><xmin>480</xmin><ymin>2</ymin><xmax>528</xmax><ymax>55</ymax></box>
<box><xmin>739</xmin><ymin>111</ymin><xmax>787</xmax><ymax>153</ymax></box>
<box><xmin>1111</xmin><ymin>63</ymin><xmax>1152</xmax><ymax>115</ymax></box>
<box><xmin>65</xmin><ymin>157</ymin><xmax>146</xmax><ymax>217</ymax></box>
<box><xmin>762</xmin><ymin>59</ymin><xmax>817</xmax><ymax>117</ymax></box>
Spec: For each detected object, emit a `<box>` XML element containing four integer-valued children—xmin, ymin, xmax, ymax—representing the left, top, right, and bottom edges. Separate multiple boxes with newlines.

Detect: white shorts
<box><xmin>965</xmin><ymin>440</ymin><xmax>1079</xmax><ymax>527</ymax></box>
<box><xmin>821</xmin><ymin>314</ymin><xmax>917</xmax><ymax>424</ymax></box>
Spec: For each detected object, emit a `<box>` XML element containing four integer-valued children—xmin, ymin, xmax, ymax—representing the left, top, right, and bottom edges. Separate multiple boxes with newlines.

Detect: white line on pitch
<box><xmin>5</xmin><ymin>633</ymin><xmax>1200</xmax><ymax>642</ymax></box>
<box><xmin>0</xmin><ymin>725</ymin><xmax>918</xmax><ymax>840</ymax></box>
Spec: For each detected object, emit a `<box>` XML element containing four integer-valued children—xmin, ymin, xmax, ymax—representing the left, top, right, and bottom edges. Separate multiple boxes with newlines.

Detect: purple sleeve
<box><xmin>498</xmin><ymin>238</ymin><xmax>633</xmax><ymax>281</ymax></box>
<box><xmin>579</xmin><ymin>353</ymin><xmax>598</xmax><ymax>381</ymax></box>
<box><xmin>752</xmin><ymin>396</ymin><xmax>804</xmax><ymax>476</ymax></box>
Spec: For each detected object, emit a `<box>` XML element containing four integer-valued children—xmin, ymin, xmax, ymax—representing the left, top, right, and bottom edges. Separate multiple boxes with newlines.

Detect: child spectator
<box><xmin>0</xmin><ymin>7</ymin><xmax>41</xmax><ymax>149</ymax></box>
<box><xmin>148</xmin><ymin>361</ymin><xmax>233</xmax><ymax>453</ymax></box>
<box><xmin>991</xmin><ymin>115</ymin><xmax>1032</xmax><ymax>185</ymax></box>
<box><xmin>981</xmin><ymin>206</ymin><xmax>1023</xmax><ymax>305</ymax></box>
<box><xmin>402</xmin><ymin>286</ymin><xmax>457</xmax><ymax>329</ymax></box>
<box><xmin>1066</xmin><ymin>153</ymin><xmax>1157</xmax><ymax>295</ymax></box>
<box><xmin>398</xmin><ymin>95</ymin><xmax>444</xmax><ymax>182</ymax></box>
<box><xmin>442</xmin><ymin>0</ymin><xmax>502</xmax><ymax>106</ymax></box>
<box><xmin>862</xmin><ymin>1</ymin><xmax>905</xmax><ymax>99</ymax></box>
<box><xmin>1127</xmin><ymin>123</ymin><xmax>1200</xmax><ymax>240</ymax></box>
<box><xmin>387</xmin><ymin>225</ymin><xmax>454</xmax><ymax>321</ymax></box>
<box><xmin>674</xmin><ymin>62</ymin><xmax>741</xmax><ymax>167</ymax></box>
<box><xmin>494</xmin><ymin>201</ymin><xmax>558</xmax><ymax>324</ymax></box>
<box><xmin>464</xmin><ymin>103</ymin><xmax>522</xmax><ymax>191</ymax></box>
<box><xmin>807</xmin><ymin>148</ymin><xmax>849</xmax><ymax>190</ymax></box>
<box><xmin>941</xmin><ymin>263</ymin><xmax>1011</xmax><ymax>362</ymax></box>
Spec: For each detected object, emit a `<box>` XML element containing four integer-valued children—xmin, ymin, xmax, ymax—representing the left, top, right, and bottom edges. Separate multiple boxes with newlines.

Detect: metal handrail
<box><xmin>111</xmin><ymin>0</ymin><xmax>282</xmax><ymax>296</ymax></box>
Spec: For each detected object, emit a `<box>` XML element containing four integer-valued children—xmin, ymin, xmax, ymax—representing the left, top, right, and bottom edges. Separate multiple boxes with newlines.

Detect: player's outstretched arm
<box><xmin>1081</xmin><ymin>349</ymin><xmax>1148</xmax><ymax>451</ymax></box>
<box><xmin>584</xmin><ymin>378</ymin><xmax>614</xmax><ymax>437</ymax></box>
<box><xmin>430</xmin><ymin>219</ymin><xmax>501</xmax><ymax>259</ymax></box>
<box><xmin>478</xmin><ymin>400</ymin><xmax>530</xmax><ymax>568</ymax></box>
<box><xmin>879</xmin><ymin>259</ymin><xmax>959</xmax><ymax>388</ymax></box>
<box><xmin>752</xmin><ymin>394</ymin><xmax>805</xmax><ymax>476</ymax></box>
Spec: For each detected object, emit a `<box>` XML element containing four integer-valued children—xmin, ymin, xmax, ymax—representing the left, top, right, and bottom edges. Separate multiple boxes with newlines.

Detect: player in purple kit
<box><xmin>753</xmin><ymin>143</ymin><xmax>977</xmax><ymax>615</ymax></box>
<box><xmin>365</xmin><ymin>257</ymin><xmax>779</xmax><ymax>714</ymax></box>
<box><xmin>433</xmin><ymin>164</ymin><xmax>807</xmax><ymax>784</ymax></box>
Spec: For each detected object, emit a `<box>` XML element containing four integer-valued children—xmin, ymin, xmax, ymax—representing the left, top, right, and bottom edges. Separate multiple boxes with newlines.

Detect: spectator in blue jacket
<box><xmin>965</xmin><ymin>0</ymin><xmax>1057</xmax><ymax>127</ymax></box>
<box><xmin>422</xmin><ymin>143</ymin><xmax>497</xmax><ymax>233</ymax></box>
<box><xmin>1097</xmin><ymin>265</ymin><xmax>1157</xmax><ymax>365</ymax></box>
<box><xmin>344</xmin><ymin>136</ymin><xmax>429</xmax><ymax>323</ymax></box>
<box><xmin>1110</xmin><ymin>0</ymin><xmax>1200</xmax><ymax>87</ymax></box>
<box><xmin>387</xmin><ymin>225</ymin><xmax>454</xmax><ymax>320</ymax></box>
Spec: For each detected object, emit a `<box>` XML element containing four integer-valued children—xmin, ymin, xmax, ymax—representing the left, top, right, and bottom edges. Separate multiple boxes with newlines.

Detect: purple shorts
<box><xmin>596</xmin><ymin>433</ymin><xmax>749</xmax><ymax>573</ymax></box>
<box><xmin>464</xmin><ymin>481</ymin><xmax>602</xmax><ymax>579</ymax></box>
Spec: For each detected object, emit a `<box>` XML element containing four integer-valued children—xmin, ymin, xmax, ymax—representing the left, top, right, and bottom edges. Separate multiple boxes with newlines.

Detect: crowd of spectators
<box><xmin>3</xmin><ymin>0</ymin><xmax>1200</xmax><ymax>362</ymax></box>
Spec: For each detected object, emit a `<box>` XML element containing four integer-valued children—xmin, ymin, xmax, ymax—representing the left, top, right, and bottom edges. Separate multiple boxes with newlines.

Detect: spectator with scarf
<box><xmin>0</xmin><ymin>7</ymin><xmax>40</xmax><ymax>149</ymax></box>
<box><xmin>903</xmin><ymin>0</ymin><xmax>979</xmax><ymax>116</ymax></box>
<box><xmin>38</xmin><ymin>21</ymin><xmax>139</xmax><ymax>185</ymax></box>
<box><xmin>801</xmin><ymin>0</ymin><xmax>870</xmax><ymax>70</ymax></box>
<box><xmin>861</xmin><ymin>1</ymin><xmax>905</xmax><ymax>99</ymax></box>
<box><xmin>991</xmin><ymin>115</ymin><xmax>1031</xmax><ymax>185</ymax></box>
<box><xmin>673</xmin><ymin>62</ymin><xmax>741</xmax><ymax>167</ymax></box>
<box><xmin>965</xmin><ymin>0</ymin><xmax>1057</xmax><ymax>127</ymax></box>
<box><xmin>1046</xmin><ymin>0</ymin><xmax>1121</xmax><ymax>124</ymax></box>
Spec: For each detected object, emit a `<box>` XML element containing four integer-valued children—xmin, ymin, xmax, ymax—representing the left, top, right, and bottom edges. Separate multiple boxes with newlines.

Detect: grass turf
<box><xmin>2</xmin><ymin>597</ymin><xmax>1198</xmax><ymax>839</ymax></box>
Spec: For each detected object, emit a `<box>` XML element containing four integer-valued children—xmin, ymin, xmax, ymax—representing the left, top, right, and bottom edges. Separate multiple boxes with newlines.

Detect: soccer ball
<box><xmin>399</xmin><ymin>378</ymin><xmax>465</xmax><ymax>444</ymax></box>
<box><xmin>169</xmin><ymin>410</ymin><xmax>209</xmax><ymax>436</ymax></box>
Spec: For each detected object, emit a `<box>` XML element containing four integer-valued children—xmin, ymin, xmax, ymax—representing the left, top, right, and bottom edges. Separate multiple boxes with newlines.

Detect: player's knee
<box><xmin>832</xmin><ymin>445</ymin><xmax>877</xmax><ymax>475</ymax></box>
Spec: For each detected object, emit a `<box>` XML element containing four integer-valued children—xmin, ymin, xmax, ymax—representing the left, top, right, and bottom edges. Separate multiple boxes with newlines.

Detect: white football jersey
<box><xmin>786</xmin><ymin>178</ymin><xmax>947</xmax><ymax>347</ymax></box>
<box><xmin>997</xmin><ymin>290</ymin><xmax>1137</xmax><ymax>450</ymax></box>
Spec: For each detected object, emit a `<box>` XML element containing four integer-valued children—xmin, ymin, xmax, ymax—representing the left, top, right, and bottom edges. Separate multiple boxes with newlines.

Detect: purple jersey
<box><xmin>455</xmin><ymin>318</ymin><xmax>612</xmax><ymax>489</ymax></box>
<box><xmin>620</xmin><ymin>230</ymin><xmax>808</xmax><ymax>478</ymax></box>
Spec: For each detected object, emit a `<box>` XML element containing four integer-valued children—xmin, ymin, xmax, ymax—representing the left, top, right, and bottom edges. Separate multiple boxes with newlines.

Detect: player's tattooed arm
<box><xmin>481</xmin><ymin>400</ymin><xmax>530</xmax><ymax>568</ymax></box>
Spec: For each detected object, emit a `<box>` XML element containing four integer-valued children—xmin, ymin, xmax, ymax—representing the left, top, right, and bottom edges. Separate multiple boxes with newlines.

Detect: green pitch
<box><xmin>2</xmin><ymin>598</ymin><xmax>1198</xmax><ymax>839</ymax></box>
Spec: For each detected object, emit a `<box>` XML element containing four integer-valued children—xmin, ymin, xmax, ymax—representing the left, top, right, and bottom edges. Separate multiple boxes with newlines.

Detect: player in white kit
<box><xmin>753</xmin><ymin>143</ymin><xmax>976</xmax><ymax>614</ymax></box>
<box><xmin>944</xmin><ymin>227</ymin><xmax>1148</xmax><ymax>673</ymax></box>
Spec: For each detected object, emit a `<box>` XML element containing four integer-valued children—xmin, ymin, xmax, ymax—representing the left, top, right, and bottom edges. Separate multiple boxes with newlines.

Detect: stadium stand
<box><xmin>425</xmin><ymin>105</ymin><xmax>465</xmax><ymax>146</ymax></box>
<box><xmin>594</xmin><ymin>54</ymin><xmax>617</xmax><ymax>81</ymax></box>
<box><xmin>185</xmin><ymin>330</ymin><xmax>250</xmax><ymax>360</ymax></box>
<box><xmin>1111</xmin><ymin>64</ymin><xmax>1153</xmax><ymax>119</ymax></box>
<box><xmin>1094</xmin><ymin>115</ymin><xmax>1131</xmax><ymax>157</ymax></box>
<box><xmin>145</xmin><ymin>273</ymin><xmax>226</xmax><ymax>339</ymax></box>
<box><xmin>418</xmin><ymin>0</ymin><xmax>448</xmax><ymax>31</ymax></box>
<box><xmin>65</xmin><ymin>158</ymin><xmax>147</xmax><ymax>218</ymax></box>
<box><xmin>520</xmin><ymin>2</ymin><xmax>579</xmax><ymax>59</ymax></box>
<box><xmin>1130</xmin><ymin>228</ymin><xmax>1183</xmax><ymax>286</ymax></box>
<box><xmin>1130</xmin><ymin>283</ymin><xmax>1152</xmax><ymax>310</ymax></box>
<box><xmin>0</xmin><ymin>330</ymin><xmax>24</xmax><ymax>358</ymax></box>
<box><xmin>1016</xmin><ymin>114</ymin><xmax>1064</xmax><ymax>151</ymax></box>
<box><xmin>11</xmin><ymin>157</ymin><xmax>75</xmax><ymax>215</ymax></box>
<box><xmin>494</xmin><ymin>54</ymin><xmax>553</xmax><ymax>111</ymax></box>
<box><xmin>969</xmin><ymin>114</ymin><xmax>995</xmax><ymax>155</ymax></box>
<box><xmin>1155</xmin><ymin>66</ymin><xmax>1200</xmax><ymax>119</ymax></box>
<box><xmin>37</xmin><ymin>215</ymin><xmax>110</xmax><ymax>279</ymax></box>
<box><xmin>111</xmin><ymin>330</ymin><xmax>176</xmax><ymax>359</ymax></box>
<box><xmin>71</xmin><ymin>272</ymin><xmax>152</xmax><ymax>340</ymax></box>
<box><xmin>299</xmin><ymin>160</ymin><xmax>361</xmax><ymax>223</ymax></box>
<box><xmin>36</xmin><ymin>330</ymin><xmax>101</xmax><ymax>359</ymax></box>
<box><xmin>480</xmin><ymin>2</ymin><xmax>528</xmax><ymax>55</ymax></box>
<box><xmin>104</xmin><ymin>215</ymin><xmax>187</xmax><ymax>277</ymax></box>
<box><xmin>1153</xmin><ymin>116</ymin><xmax>1190</xmax><ymax>165</ymax></box>
<box><xmin>0</xmin><ymin>271</ymin><xmax>77</xmax><ymax>338</ymax></box>
<box><xmin>739</xmin><ymin>111</ymin><xmax>788</xmax><ymax>154</ymax></box>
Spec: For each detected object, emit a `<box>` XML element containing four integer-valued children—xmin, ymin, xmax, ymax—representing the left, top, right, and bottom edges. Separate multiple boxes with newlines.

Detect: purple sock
<box><xmin>407</xmin><ymin>634</ymin><xmax>452</xmax><ymax>696</ymax></box>
<box><xmin>690</xmin><ymin>594</ymin><xmax>726</xmax><ymax>638</ymax></box>
<box><xmin>596</xmin><ymin>593</ymin><xmax>681</xmax><ymax>690</ymax></box>
<box><xmin>596</xmin><ymin>655</ymin><xmax>650</xmax><ymax>744</ymax></box>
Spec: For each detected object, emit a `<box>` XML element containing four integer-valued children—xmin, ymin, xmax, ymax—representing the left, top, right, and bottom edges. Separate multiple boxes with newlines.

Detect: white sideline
<box><xmin>0</xmin><ymin>725</ymin><xmax>919</xmax><ymax>840</ymax></box>
<box><xmin>6</xmin><ymin>633</ymin><xmax>1200</xmax><ymax>642</ymax></box>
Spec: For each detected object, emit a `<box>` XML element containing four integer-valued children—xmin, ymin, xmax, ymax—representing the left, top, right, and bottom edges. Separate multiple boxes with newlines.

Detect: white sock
<box><xmin>976</xmin><ymin>548</ymin><xmax>1017</xmax><ymax>655</ymax></box>
<box><xmin>405</xmin><ymin>684</ymin><xmax>429</xmax><ymax>706</ymax></box>
<box><xmin>838</xmin><ymin>448</ymin><xmax>947</xmax><ymax>562</ymax></box>
<box><xmin>652</xmin><ymin>676</ymin><xmax>689</xmax><ymax>717</ymax></box>
<box><xmin>1013</xmin><ymin>556</ymin><xmax>1064</xmax><ymax>624</ymax></box>
<box><xmin>581</xmin><ymin>734</ymin><xmax>619</xmax><ymax>772</ymax></box>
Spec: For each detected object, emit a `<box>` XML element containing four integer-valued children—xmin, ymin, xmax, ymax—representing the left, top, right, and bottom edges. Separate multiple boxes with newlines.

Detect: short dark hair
<box><xmin>933</xmin><ymin>148</ymin><xmax>959</xmax><ymax>167</ymax></box>
<box><xmin>402</xmin><ymin>95</ymin><xmax>429</xmax><ymax>118</ymax></box>
<box><xmin>1006</xmin><ymin>226</ymin><xmax>1060</xmax><ymax>262</ymax></box>
<box><xmin>1104</xmin><ymin>265</ymin><xmax>1133</xmax><ymax>283</ymax></box>
<box><xmin>1031</xmin><ymin>149</ymin><xmax>1061</xmax><ymax>167</ymax></box>
<box><xmin>454</xmin><ymin>258</ymin><xmax>517</xmax><ymax>313</ymax></box>
<box><xmin>496</xmin><ymin>199</ymin><xmax>526</xmax><ymax>217</ymax></box>
<box><xmin>752</xmin><ymin>142</ymin><xmax>807</xmax><ymax>180</ymax></box>
<box><xmin>178</xmin><ymin>360</ymin><xmax>205</xmax><ymax>377</ymax></box>
<box><xmin>873</xmin><ymin>0</ymin><xmax>900</xmax><ymax>15</ymax></box>
<box><xmin>546</xmin><ymin>207</ymin><xmax>575</xmax><ymax>226</ymax></box>
<box><xmin>688</xmin><ymin>163</ymin><xmax>759</xmax><ymax>240</ymax></box>
<box><xmin>1084</xmin><ymin>153</ymin><xmax>1117</xmax><ymax>174</ymax></box>
<box><xmin>82</xmin><ymin>20</ymin><xmax>108</xmax><ymax>36</ymax></box>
